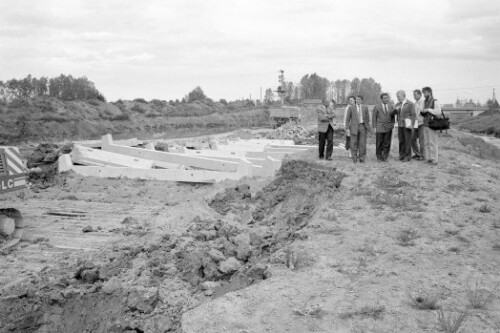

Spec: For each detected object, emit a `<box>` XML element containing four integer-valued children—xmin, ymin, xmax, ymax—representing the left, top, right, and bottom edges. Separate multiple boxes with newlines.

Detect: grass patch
<box><xmin>339</xmin><ymin>305</ymin><xmax>385</xmax><ymax>320</ymax></box>
<box><xmin>478</xmin><ymin>204</ymin><xmax>492</xmax><ymax>213</ymax></box>
<box><xmin>60</xmin><ymin>195</ymin><xmax>78</xmax><ymax>200</ymax></box>
<box><xmin>397</xmin><ymin>229</ymin><xmax>419</xmax><ymax>247</ymax></box>
<box><xmin>456</xmin><ymin>235</ymin><xmax>470</xmax><ymax>243</ymax></box>
<box><xmin>467</xmin><ymin>280</ymin><xmax>492</xmax><ymax>309</ymax></box>
<box><xmin>369</xmin><ymin>190</ymin><xmax>421</xmax><ymax>211</ymax></box>
<box><xmin>493</xmin><ymin>243</ymin><xmax>500</xmax><ymax>251</ymax></box>
<box><xmin>445</xmin><ymin>229</ymin><xmax>459</xmax><ymax>236</ymax></box>
<box><xmin>436</xmin><ymin>309</ymin><xmax>467</xmax><ymax>333</ymax></box>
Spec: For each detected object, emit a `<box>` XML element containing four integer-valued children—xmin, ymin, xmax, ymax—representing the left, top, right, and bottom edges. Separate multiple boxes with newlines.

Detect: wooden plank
<box><xmin>101</xmin><ymin>134</ymin><xmax>240</xmax><ymax>172</ymax></box>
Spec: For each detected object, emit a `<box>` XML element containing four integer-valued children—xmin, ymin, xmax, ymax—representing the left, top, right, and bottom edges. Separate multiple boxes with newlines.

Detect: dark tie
<box><xmin>384</xmin><ymin>104</ymin><xmax>387</xmax><ymax>113</ymax></box>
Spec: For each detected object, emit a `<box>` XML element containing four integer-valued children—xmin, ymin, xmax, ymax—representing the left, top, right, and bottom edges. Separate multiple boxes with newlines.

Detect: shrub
<box><xmin>87</xmin><ymin>99</ymin><xmax>101</xmax><ymax>106</ymax></box>
<box><xmin>133</xmin><ymin>98</ymin><xmax>148</xmax><ymax>104</ymax></box>
<box><xmin>40</xmin><ymin>114</ymin><xmax>68</xmax><ymax>123</ymax></box>
<box><xmin>131</xmin><ymin>104</ymin><xmax>146</xmax><ymax>113</ymax></box>
<box><xmin>111</xmin><ymin>113</ymin><xmax>130</xmax><ymax>121</ymax></box>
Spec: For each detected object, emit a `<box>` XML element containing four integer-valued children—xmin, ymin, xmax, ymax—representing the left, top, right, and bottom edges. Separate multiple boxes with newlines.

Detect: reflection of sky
<box><xmin>1</xmin><ymin>0</ymin><xmax>499</xmax><ymax>103</ymax></box>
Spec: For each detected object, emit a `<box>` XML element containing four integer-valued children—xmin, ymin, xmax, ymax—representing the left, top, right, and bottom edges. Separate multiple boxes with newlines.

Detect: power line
<box><xmin>384</xmin><ymin>84</ymin><xmax>500</xmax><ymax>92</ymax></box>
<box><xmin>438</xmin><ymin>84</ymin><xmax>500</xmax><ymax>91</ymax></box>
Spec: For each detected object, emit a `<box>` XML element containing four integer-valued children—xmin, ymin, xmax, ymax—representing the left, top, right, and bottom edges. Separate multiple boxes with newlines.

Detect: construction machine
<box><xmin>0</xmin><ymin>146</ymin><xmax>26</xmax><ymax>250</ymax></box>
<box><xmin>269</xmin><ymin>106</ymin><xmax>301</xmax><ymax>128</ymax></box>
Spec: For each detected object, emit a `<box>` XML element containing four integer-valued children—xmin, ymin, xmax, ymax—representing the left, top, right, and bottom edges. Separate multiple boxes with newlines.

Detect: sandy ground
<box><xmin>0</xmin><ymin>128</ymin><xmax>499</xmax><ymax>333</ymax></box>
<box><xmin>182</xmin><ymin>130</ymin><xmax>500</xmax><ymax>333</ymax></box>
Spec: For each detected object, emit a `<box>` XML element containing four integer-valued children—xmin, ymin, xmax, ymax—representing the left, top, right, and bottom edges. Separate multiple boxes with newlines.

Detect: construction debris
<box><xmin>265</xmin><ymin>123</ymin><xmax>313</xmax><ymax>141</ymax></box>
<box><xmin>56</xmin><ymin>134</ymin><xmax>314</xmax><ymax>183</ymax></box>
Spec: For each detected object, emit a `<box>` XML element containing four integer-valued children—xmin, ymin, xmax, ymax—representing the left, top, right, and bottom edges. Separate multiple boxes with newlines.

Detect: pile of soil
<box><xmin>0</xmin><ymin>160</ymin><xmax>345</xmax><ymax>333</ymax></box>
<box><xmin>26</xmin><ymin>143</ymin><xmax>74</xmax><ymax>190</ymax></box>
<box><xmin>266</xmin><ymin>123</ymin><xmax>313</xmax><ymax>141</ymax></box>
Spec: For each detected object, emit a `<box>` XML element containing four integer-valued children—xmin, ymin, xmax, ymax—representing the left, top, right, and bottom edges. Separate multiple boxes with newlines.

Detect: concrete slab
<box><xmin>101</xmin><ymin>134</ymin><xmax>241</xmax><ymax>172</ymax></box>
<box><xmin>74</xmin><ymin>138</ymin><xmax>143</xmax><ymax>148</ymax></box>
<box><xmin>58</xmin><ymin>154</ymin><xmax>250</xmax><ymax>183</ymax></box>
<box><xmin>70</xmin><ymin>145</ymin><xmax>156</xmax><ymax>169</ymax></box>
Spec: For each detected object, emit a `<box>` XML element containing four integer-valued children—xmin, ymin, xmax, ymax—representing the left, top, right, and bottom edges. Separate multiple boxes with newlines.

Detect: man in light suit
<box><xmin>316</xmin><ymin>100</ymin><xmax>336</xmax><ymax>160</ymax></box>
<box><xmin>345</xmin><ymin>95</ymin><xmax>370</xmax><ymax>163</ymax></box>
<box><xmin>392</xmin><ymin>90</ymin><xmax>416</xmax><ymax>162</ymax></box>
<box><xmin>372</xmin><ymin>93</ymin><xmax>395</xmax><ymax>162</ymax></box>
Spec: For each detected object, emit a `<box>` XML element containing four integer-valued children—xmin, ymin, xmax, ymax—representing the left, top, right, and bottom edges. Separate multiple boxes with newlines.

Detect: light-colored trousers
<box><xmin>423</xmin><ymin>126</ymin><xmax>439</xmax><ymax>162</ymax></box>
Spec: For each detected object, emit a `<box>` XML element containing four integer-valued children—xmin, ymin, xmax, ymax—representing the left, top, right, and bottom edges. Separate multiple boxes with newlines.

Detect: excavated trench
<box><xmin>0</xmin><ymin>160</ymin><xmax>345</xmax><ymax>333</ymax></box>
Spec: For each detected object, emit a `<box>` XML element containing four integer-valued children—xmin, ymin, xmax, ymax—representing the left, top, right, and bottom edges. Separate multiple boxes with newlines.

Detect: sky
<box><xmin>1</xmin><ymin>0</ymin><xmax>499</xmax><ymax>104</ymax></box>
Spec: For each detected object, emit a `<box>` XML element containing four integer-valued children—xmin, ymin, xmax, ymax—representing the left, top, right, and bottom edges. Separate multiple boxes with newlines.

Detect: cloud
<box><xmin>0</xmin><ymin>0</ymin><xmax>499</xmax><ymax>102</ymax></box>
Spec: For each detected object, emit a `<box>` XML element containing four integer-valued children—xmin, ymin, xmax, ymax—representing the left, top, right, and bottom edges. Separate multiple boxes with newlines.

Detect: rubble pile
<box><xmin>266</xmin><ymin>123</ymin><xmax>313</xmax><ymax>141</ymax></box>
<box><xmin>26</xmin><ymin>143</ymin><xmax>74</xmax><ymax>189</ymax></box>
<box><xmin>27</xmin><ymin>143</ymin><xmax>74</xmax><ymax>168</ymax></box>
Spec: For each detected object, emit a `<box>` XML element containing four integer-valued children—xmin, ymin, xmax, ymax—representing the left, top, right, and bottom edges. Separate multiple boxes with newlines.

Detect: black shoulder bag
<box><xmin>427</xmin><ymin>103</ymin><xmax>450</xmax><ymax>131</ymax></box>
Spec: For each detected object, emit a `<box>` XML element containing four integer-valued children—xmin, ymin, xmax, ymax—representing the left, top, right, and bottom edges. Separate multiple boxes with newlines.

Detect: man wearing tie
<box><xmin>345</xmin><ymin>95</ymin><xmax>370</xmax><ymax>163</ymax></box>
<box><xmin>372</xmin><ymin>93</ymin><xmax>395</xmax><ymax>162</ymax></box>
<box><xmin>393</xmin><ymin>90</ymin><xmax>416</xmax><ymax>162</ymax></box>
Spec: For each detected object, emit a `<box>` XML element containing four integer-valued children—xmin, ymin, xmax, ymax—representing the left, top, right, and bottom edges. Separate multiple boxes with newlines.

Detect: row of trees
<box><xmin>0</xmin><ymin>74</ymin><xmax>106</xmax><ymax>102</ymax></box>
<box><xmin>265</xmin><ymin>73</ymin><xmax>383</xmax><ymax>105</ymax></box>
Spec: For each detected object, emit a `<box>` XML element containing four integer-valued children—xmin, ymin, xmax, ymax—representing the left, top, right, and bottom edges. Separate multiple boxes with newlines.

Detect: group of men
<box><xmin>317</xmin><ymin>87</ymin><xmax>442</xmax><ymax>164</ymax></box>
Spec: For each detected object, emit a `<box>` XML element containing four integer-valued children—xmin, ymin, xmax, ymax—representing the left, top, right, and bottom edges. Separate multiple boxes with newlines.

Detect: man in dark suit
<box><xmin>372</xmin><ymin>93</ymin><xmax>395</xmax><ymax>162</ymax></box>
<box><xmin>393</xmin><ymin>90</ymin><xmax>416</xmax><ymax>162</ymax></box>
<box><xmin>345</xmin><ymin>95</ymin><xmax>370</xmax><ymax>163</ymax></box>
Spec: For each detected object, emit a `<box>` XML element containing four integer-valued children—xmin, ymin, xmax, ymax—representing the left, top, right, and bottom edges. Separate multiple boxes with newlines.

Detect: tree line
<box><xmin>0</xmin><ymin>74</ymin><xmax>106</xmax><ymax>102</ymax></box>
<box><xmin>264</xmin><ymin>73</ymin><xmax>383</xmax><ymax>105</ymax></box>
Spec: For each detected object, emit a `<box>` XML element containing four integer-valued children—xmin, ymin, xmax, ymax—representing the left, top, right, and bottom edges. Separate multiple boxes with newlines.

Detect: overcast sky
<box><xmin>1</xmin><ymin>0</ymin><xmax>499</xmax><ymax>103</ymax></box>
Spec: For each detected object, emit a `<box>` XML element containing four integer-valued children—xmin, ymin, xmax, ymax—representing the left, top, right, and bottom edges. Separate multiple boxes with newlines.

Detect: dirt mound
<box><xmin>266</xmin><ymin>123</ymin><xmax>313</xmax><ymax>141</ymax></box>
<box><xmin>27</xmin><ymin>143</ymin><xmax>73</xmax><ymax>168</ymax></box>
<box><xmin>26</xmin><ymin>143</ymin><xmax>74</xmax><ymax>190</ymax></box>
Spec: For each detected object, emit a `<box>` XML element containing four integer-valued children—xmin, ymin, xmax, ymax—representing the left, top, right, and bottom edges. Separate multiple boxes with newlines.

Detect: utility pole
<box><xmin>277</xmin><ymin>70</ymin><xmax>286</xmax><ymax>105</ymax></box>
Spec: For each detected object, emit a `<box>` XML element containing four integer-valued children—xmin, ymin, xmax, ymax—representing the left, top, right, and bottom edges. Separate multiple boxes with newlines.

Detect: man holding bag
<box><xmin>393</xmin><ymin>90</ymin><xmax>416</xmax><ymax>162</ymax></box>
<box><xmin>421</xmin><ymin>87</ymin><xmax>443</xmax><ymax>165</ymax></box>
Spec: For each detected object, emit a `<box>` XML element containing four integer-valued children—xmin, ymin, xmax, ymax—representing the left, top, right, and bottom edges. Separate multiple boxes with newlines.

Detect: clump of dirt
<box><xmin>209</xmin><ymin>184</ymin><xmax>251</xmax><ymax>215</ymax></box>
<box><xmin>0</xmin><ymin>160</ymin><xmax>345</xmax><ymax>333</ymax></box>
<box><xmin>26</xmin><ymin>142</ymin><xmax>74</xmax><ymax>190</ymax></box>
<box><xmin>27</xmin><ymin>143</ymin><xmax>73</xmax><ymax>168</ymax></box>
